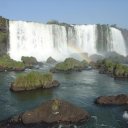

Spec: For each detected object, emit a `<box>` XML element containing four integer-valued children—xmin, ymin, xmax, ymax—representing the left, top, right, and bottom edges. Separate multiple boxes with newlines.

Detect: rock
<box><xmin>9</xmin><ymin>99</ymin><xmax>90</xmax><ymax>125</ymax></box>
<box><xmin>46</xmin><ymin>57</ymin><xmax>57</xmax><ymax>64</ymax></box>
<box><xmin>95</xmin><ymin>94</ymin><xmax>128</xmax><ymax>105</ymax></box>
<box><xmin>10</xmin><ymin>84</ymin><xmax>27</xmax><ymax>92</ymax></box>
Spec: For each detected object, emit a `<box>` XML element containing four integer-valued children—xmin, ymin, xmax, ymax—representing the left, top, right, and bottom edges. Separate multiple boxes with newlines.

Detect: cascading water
<box><xmin>8</xmin><ymin>21</ymin><xmax>127</xmax><ymax>61</ymax></box>
<box><xmin>110</xmin><ymin>27</ymin><xmax>127</xmax><ymax>56</ymax></box>
<box><xmin>9</xmin><ymin>21</ymin><xmax>69</xmax><ymax>61</ymax></box>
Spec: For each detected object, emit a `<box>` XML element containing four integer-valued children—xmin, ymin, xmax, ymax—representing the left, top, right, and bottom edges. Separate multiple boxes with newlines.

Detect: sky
<box><xmin>0</xmin><ymin>0</ymin><xmax>128</xmax><ymax>28</ymax></box>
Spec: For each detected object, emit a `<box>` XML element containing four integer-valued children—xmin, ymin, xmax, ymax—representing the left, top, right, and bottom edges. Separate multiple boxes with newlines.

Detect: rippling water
<box><xmin>0</xmin><ymin>64</ymin><xmax>128</xmax><ymax>128</ymax></box>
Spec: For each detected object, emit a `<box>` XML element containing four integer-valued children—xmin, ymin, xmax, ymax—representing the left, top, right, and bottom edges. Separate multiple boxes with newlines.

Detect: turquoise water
<box><xmin>0</xmin><ymin>65</ymin><xmax>128</xmax><ymax>128</ymax></box>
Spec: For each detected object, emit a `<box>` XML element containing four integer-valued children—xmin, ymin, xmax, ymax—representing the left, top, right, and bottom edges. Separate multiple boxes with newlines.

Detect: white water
<box><xmin>110</xmin><ymin>27</ymin><xmax>127</xmax><ymax>56</ymax></box>
<box><xmin>123</xmin><ymin>111</ymin><xmax>128</xmax><ymax>120</ymax></box>
<box><xmin>8</xmin><ymin>21</ymin><xmax>127</xmax><ymax>61</ymax></box>
<box><xmin>9</xmin><ymin>21</ymin><xmax>69</xmax><ymax>61</ymax></box>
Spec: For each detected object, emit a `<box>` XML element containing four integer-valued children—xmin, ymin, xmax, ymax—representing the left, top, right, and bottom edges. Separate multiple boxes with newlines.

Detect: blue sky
<box><xmin>0</xmin><ymin>0</ymin><xmax>128</xmax><ymax>28</ymax></box>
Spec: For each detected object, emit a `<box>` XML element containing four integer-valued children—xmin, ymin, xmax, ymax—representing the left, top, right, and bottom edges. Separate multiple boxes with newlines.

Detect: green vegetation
<box><xmin>114</xmin><ymin>64</ymin><xmax>128</xmax><ymax>77</ymax></box>
<box><xmin>0</xmin><ymin>16</ymin><xmax>8</xmax><ymax>27</ymax></box>
<box><xmin>0</xmin><ymin>31</ymin><xmax>7</xmax><ymax>43</ymax></box>
<box><xmin>0</xmin><ymin>31</ymin><xmax>8</xmax><ymax>56</ymax></box>
<box><xmin>47</xmin><ymin>20</ymin><xmax>71</xmax><ymax>27</ymax></box>
<box><xmin>13</xmin><ymin>71</ymin><xmax>53</xmax><ymax>89</ymax></box>
<box><xmin>52</xmin><ymin>99</ymin><xmax>60</xmax><ymax>112</ymax></box>
<box><xmin>47</xmin><ymin>20</ymin><xmax>59</xmax><ymax>25</ymax></box>
<box><xmin>97</xmin><ymin>59</ymin><xmax>128</xmax><ymax>77</ymax></box>
<box><xmin>54</xmin><ymin>58</ymin><xmax>88</xmax><ymax>71</ymax></box>
<box><xmin>0</xmin><ymin>55</ymin><xmax>25</xmax><ymax>69</ymax></box>
<box><xmin>101</xmin><ymin>59</ymin><xmax>116</xmax><ymax>70</ymax></box>
<box><xmin>21</xmin><ymin>56</ymin><xmax>37</xmax><ymax>66</ymax></box>
<box><xmin>0</xmin><ymin>16</ymin><xmax>9</xmax><ymax>56</ymax></box>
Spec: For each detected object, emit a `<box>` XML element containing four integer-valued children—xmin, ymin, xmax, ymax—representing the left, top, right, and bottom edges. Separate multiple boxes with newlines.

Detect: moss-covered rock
<box><xmin>96</xmin><ymin>58</ymin><xmax>128</xmax><ymax>80</ymax></box>
<box><xmin>0</xmin><ymin>54</ymin><xmax>25</xmax><ymax>72</ymax></box>
<box><xmin>113</xmin><ymin>64</ymin><xmax>128</xmax><ymax>78</ymax></box>
<box><xmin>21</xmin><ymin>56</ymin><xmax>38</xmax><ymax>66</ymax></box>
<box><xmin>10</xmin><ymin>71</ymin><xmax>60</xmax><ymax>91</ymax></box>
<box><xmin>50</xmin><ymin>58</ymin><xmax>88</xmax><ymax>73</ymax></box>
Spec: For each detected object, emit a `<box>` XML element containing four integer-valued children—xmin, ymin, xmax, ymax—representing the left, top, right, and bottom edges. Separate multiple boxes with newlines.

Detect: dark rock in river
<box><xmin>7</xmin><ymin>99</ymin><xmax>90</xmax><ymax>126</ymax></box>
<box><xmin>46</xmin><ymin>57</ymin><xmax>57</xmax><ymax>64</ymax></box>
<box><xmin>95</xmin><ymin>94</ymin><xmax>128</xmax><ymax>105</ymax></box>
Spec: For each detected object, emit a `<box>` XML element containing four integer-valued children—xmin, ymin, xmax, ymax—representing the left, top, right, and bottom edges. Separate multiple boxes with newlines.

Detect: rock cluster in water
<box><xmin>92</xmin><ymin>58</ymin><xmax>128</xmax><ymax>80</ymax></box>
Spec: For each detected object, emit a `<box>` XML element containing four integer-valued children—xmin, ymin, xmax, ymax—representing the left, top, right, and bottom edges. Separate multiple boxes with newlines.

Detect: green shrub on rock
<box><xmin>97</xmin><ymin>58</ymin><xmax>128</xmax><ymax>78</ymax></box>
<box><xmin>11</xmin><ymin>71</ymin><xmax>60</xmax><ymax>91</ymax></box>
<box><xmin>51</xmin><ymin>58</ymin><xmax>89</xmax><ymax>72</ymax></box>
<box><xmin>0</xmin><ymin>54</ymin><xmax>25</xmax><ymax>69</ymax></box>
<box><xmin>14</xmin><ymin>71</ymin><xmax>52</xmax><ymax>88</ymax></box>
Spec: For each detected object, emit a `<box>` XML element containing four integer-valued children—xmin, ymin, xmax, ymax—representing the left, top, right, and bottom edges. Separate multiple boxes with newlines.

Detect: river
<box><xmin>0</xmin><ymin>64</ymin><xmax>128</xmax><ymax>128</ymax></box>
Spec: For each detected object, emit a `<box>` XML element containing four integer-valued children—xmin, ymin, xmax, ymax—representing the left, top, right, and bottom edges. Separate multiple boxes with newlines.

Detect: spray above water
<box><xmin>8</xmin><ymin>21</ymin><xmax>127</xmax><ymax>62</ymax></box>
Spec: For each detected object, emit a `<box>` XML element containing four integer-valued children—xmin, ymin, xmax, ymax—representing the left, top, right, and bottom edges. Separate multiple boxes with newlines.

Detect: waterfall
<box><xmin>73</xmin><ymin>25</ymin><xmax>97</xmax><ymax>54</ymax></box>
<box><xmin>110</xmin><ymin>27</ymin><xmax>127</xmax><ymax>56</ymax></box>
<box><xmin>8</xmin><ymin>21</ymin><xmax>127</xmax><ymax>61</ymax></box>
<box><xmin>9</xmin><ymin>21</ymin><xmax>69</xmax><ymax>61</ymax></box>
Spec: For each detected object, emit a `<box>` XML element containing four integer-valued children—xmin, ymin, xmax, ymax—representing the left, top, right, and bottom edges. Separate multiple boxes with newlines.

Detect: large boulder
<box><xmin>10</xmin><ymin>99</ymin><xmax>90</xmax><ymax>125</ymax></box>
<box><xmin>95</xmin><ymin>94</ymin><xmax>128</xmax><ymax>105</ymax></box>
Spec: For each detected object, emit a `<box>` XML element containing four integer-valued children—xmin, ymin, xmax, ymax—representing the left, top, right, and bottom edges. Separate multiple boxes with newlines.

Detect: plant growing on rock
<box><xmin>52</xmin><ymin>58</ymin><xmax>88</xmax><ymax>72</ymax></box>
<box><xmin>13</xmin><ymin>71</ymin><xmax>52</xmax><ymax>88</ymax></box>
<box><xmin>0</xmin><ymin>54</ymin><xmax>25</xmax><ymax>69</ymax></box>
<box><xmin>11</xmin><ymin>71</ymin><xmax>60</xmax><ymax>91</ymax></box>
<box><xmin>51</xmin><ymin>99</ymin><xmax>60</xmax><ymax>114</ymax></box>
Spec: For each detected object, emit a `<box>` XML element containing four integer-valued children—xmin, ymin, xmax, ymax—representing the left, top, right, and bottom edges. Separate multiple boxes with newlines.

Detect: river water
<box><xmin>0</xmin><ymin>64</ymin><xmax>128</xmax><ymax>128</ymax></box>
